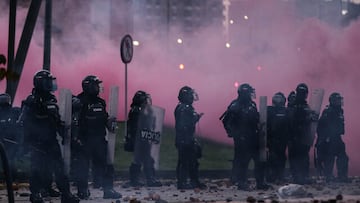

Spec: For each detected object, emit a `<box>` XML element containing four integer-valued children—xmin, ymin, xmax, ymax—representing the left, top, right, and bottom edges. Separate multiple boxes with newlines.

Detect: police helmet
<box><xmin>295</xmin><ymin>83</ymin><xmax>308</xmax><ymax>100</ymax></box>
<box><xmin>0</xmin><ymin>93</ymin><xmax>11</xmax><ymax>106</ymax></box>
<box><xmin>131</xmin><ymin>90</ymin><xmax>151</xmax><ymax>107</ymax></box>
<box><xmin>82</xmin><ymin>75</ymin><xmax>102</xmax><ymax>96</ymax></box>
<box><xmin>287</xmin><ymin>91</ymin><xmax>296</xmax><ymax>107</ymax></box>
<box><xmin>329</xmin><ymin>92</ymin><xmax>343</xmax><ymax>107</ymax></box>
<box><xmin>237</xmin><ymin>83</ymin><xmax>255</xmax><ymax>100</ymax></box>
<box><xmin>272</xmin><ymin>92</ymin><xmax>286</xmax><ymax>107</ymax></box>
<box><xmin>178</xmin><ymin>86</ymin><xmax>198</xmax><ymax>105</ymax></box>
<box><xmin>33</xmin><ymin>70</ymin><xmax>57</xmax><ymax>92</ymax></box>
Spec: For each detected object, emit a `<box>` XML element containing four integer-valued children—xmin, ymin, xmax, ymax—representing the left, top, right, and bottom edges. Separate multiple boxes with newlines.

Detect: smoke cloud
<box><xmin>1</xmin><ymin>0</ymin><xmax>360</xmax><ymax>175</ymax></box>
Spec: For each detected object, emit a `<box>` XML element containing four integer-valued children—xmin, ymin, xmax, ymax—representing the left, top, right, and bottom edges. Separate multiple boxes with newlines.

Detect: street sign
<box><xmin>120</xmin><ymin>34</ymin><xmax>133</xmax><ymax>64</ymax></box>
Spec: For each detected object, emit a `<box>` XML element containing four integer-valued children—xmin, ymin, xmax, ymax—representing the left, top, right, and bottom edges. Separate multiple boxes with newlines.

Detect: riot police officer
<box><xmin>125</xmin><ymin>90</ymin><xmax>162</xmax><ymax>187</ymax></box>
<box><xmin>72</xmin><ymin>75</ymin><xmax>121</xmax><ymax>199</ymax></box>
<box><xmin>0</xmin><ymin>93</ymin><xmax>22</xmax><ymax>181</ymax></box>
<box><xmin>287</xmin><ymin>91</ymin><xmax>296</xmax><ymax>108</ymax></box>
<box><xmin>21</xmin><ymin>70</ymin><xmax>79</xmax><ymax>203</ymax></box>
<box><xmin>267</xmin><ymin>92</ymin><xmax>289</xmax><ymax>183</ymax></box>
<box><xmin>316</xmin><ymin>92</ymin><xmax>349</xmax><ymax>182</ymax></box>
<box><xmin>174</xmin><ymin>86</ymin><xmax>205</xmax><ymax>189</ymax></box>
<box><xmin>288</xmin><ymin>83</ymin><xmax>315</xmax><ymax>184</ymax></box>
<box><xmin>222</xmin><ymin>83</ymin><xmax>269</xmax><ymax>190</ymax></box>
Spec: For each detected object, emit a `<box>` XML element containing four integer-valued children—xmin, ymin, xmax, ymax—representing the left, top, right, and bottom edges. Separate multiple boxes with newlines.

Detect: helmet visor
<box><xmin>193</xmin><ymin>90</ymin><xmax>199</xmax><ymax>101</ymax></box>
<box><xmin>332</xmin><ymin>95</ymin><xmax>343</xmax><ymax>107</ymax></box>
<box><xmin>43</xmin><ymin>77</ymin><xmax>57</xmax><ymax>92</ymax></box>
<box><xmin>146</xmin><ymin>94</ymin><xmax>152</xmax><ymax>105</ymax></box>
<box><xmin>272</xmin><ymin>94</ymin><xmax>285</xmax><ymax>106</ymax></box>
<box><xmin>98</xmin><ymin>82</ymin><xmax>104</xmax><ymax>93</ymax></box>
<box><xmin>251</xmin><ymin>90</ymin><xmax>256</xmax><ymax>100</ymax></box>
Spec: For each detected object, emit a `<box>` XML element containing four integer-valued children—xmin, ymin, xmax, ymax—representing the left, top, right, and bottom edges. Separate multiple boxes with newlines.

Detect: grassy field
<box><xmin>1</xmin><ymin>122</ymin><xmax>235</xmax><ymax>181</ymax></box>
<box><xmin>114</xmin><ymin>122</ymin><xmax>234</xmax><ymax>171</ymax></box>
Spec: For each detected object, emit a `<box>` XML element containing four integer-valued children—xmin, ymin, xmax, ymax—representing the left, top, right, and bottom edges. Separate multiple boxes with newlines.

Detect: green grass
<box><xmin>114</xmin><ymin>122</ymin><xmax>234</xmax><ymax>171</ymax></box>
<box><xmin>1</xmin><ymin>122</ymin><xmax>234</xmax><ymax>179</ymax></box>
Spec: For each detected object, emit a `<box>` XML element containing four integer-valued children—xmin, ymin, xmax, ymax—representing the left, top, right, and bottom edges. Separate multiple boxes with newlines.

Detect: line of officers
<box><xmin>0</xmin><ymin>70</ymin><xmax>349</xmax><ymax>201</ymax></box>
<box><xmin>221</xmin><ymin>83</ymin><xmax>349</xmax><ymax>190</ymax></box>
<box><xmin>0</xmin><ymin>70</ymin><xmax>206</xmax><ymax>202</ymax></box>
<box><xmin>1</xmin><ymin>70</ymin><xmax>125</xmax><ymax>203</ymax></box>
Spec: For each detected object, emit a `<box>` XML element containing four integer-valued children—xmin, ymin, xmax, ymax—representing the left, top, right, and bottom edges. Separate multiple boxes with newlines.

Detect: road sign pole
<box><xmin>124</xmin><ymin>63</ymin><xmax>128</xmax><ymax>144</ymax></box>
<box><xmin>120</xmin><ymin>34</ymin><xmax>133</xmax><ymax>143</ymax></box>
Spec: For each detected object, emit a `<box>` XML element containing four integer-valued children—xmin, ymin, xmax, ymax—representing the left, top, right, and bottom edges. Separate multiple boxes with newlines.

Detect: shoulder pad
<box><xmin>48</xmin><ymin>94</ymin><xmax>57</xmax><ymax>102</ymax></box>
<box><xmin>98</xmin><ymin>98</ymin><xmax>106</xmax><ymax>106</ymax></box>
<box><xmin>72</xmin><ymin>96</ymin><xmax>82</xmax><ymax>109</ymax></box>
<box><xmin>130</xmin><ymin>106</ymin><xmax>142</xmax><ymax>113</ymax></box>
<box><xmin>12</xmin><ymin>106</ymin><xmax>22</xmax><ymax>114</ymax></box>
<box><xmin>250</xmin><ymin>101</ymin><xmax>257</xmax><ymax>108</ymax></box>
<box><xmin>23</xmin><ymin>95</ymin><xmax>36</xmax><ymax>105</ymax></box>
<box><xmin>177</xmin><ymin>103</ymin><xmax>192</xmax><ymax>111</ymax></box>
<box><xmin>228</xmin><ymin>100</ymin><xmax>240</xmax><ymax>111</ymax></box>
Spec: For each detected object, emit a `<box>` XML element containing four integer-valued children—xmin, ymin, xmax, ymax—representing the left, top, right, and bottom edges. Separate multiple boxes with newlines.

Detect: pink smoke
<box><xmin>1</xmin><ymin>1</ymin><xmax>360</xmax><ymax>175</ymax></box>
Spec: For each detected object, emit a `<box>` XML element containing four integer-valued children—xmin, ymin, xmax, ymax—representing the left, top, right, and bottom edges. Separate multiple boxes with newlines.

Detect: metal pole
<box><xmin>6</xmin><ymin>0</ymin><xmax>17</xmax><ymax>106</ymax></box>
<box><xmin>124</xmin><ymin>63</ymin><xmax>128</xmax><ymax>140</ymax></box>
<box><xmin>43</xmin><ymin>0</ymin><xmax>52</xmax><ymax>71</ymax></box>
<box><xmin>6</xmin><ymin>0</ymin><xmax>43</xmax><ymax>103</ymax></box>
<box><xmin>7</xmin><ymin>0</ymin><xmax>17</xmax><ymax>73</ymax></box>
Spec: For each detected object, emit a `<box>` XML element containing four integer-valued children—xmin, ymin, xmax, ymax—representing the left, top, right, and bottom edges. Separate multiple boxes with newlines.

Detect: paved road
<box><xmin>1</xmin><ymin>178</ymin><xmax>360</xmax><ymax>202</ymax></box>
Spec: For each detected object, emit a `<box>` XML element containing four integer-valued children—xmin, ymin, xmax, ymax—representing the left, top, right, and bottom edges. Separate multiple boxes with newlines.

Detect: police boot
<box><xmin>337</xmin><ymin>155</ymin><xmax>349</xmax><ymax>182</ymax></box>
<box><xmin>41</xmin><ymin>188</ymin><xmax>61</xmax><ymax>197</ymax></box>
<box><xmin>92</xmin><ymin>165</ymin><xmax>103</xmax><ymax>189</ymax></box>
<box><xmin>61</xmin><ymin>193</ymin><xmax>80</xmax><ymax>203</ymax></box>
<box><xmin>103</xmin><ymin>188</ymin><xmax>122</xmax><ymax>199</ymax></box>
<box><xmin>237</xmin><ymin>181</ymin><xmax>251</xmax><ymax>191</ymax></box>
<box><xmin>177</xmin><ymin>163</ymin><xmax>192</xmax><ymax>190</ymax></box>
<box><xmin>30</xmin><ymin>193</ymin><xmax>44</xmax><ymax>203</ymax></box>
<box><xmin>177</xmin><ymin>182</ymin><xmax>194</xmax><ymax>190</ymax></box>
<box><xmin>189</xmin><ymin>161</ymin><xmax>205</xmax><ymax>189</ymax></box>
<box><xmin>92</xmin><ymin>175</ymin><xmax>102</xmax><ymax>189</ymax></box>
<box><xmin>256</xmin><ymin>182</ymin><xmax>271</xmax><ymax>190</ymax></box>
<box><xmin>146</xmin><ymin>178</ymin><xmax>162</xmax><ymax>187</ymax></box>
<box><xmin>129</xmin><ymin>163</ymin><xmax>144</xmax><ymax>187</ymax></box>
<box><xmin>77</xmin><ymin>189</ymin><xmax>90</xmax><ymax>200</ymax></box>
<box><xmin>145</xmin><ymin>167</ymin><xmax>162</xmax><ymax>187</ymax></box>
<box><xmin>190</xmin><ymin>179</ymin><xmax>206</xmax><ymax>189</ymax></box>
<box><xmin>77</xmin><ymin>179</ymin><xmax>90</xmax><ymax>200</ymax></box>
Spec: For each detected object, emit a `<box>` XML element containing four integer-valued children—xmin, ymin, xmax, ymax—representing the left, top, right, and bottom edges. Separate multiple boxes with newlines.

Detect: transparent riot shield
<box><xmin>107</xmin><ymin>86</ymin><xmax>119</xmax><ymax>165</ymax></box>
<box><xmin>258</xmin><ymin>96</ymin><xmax>267</xmax><ymax>162</ymax></box>
<box><xmin>309</xmin><ymin>88</ymin><xmax>325</xmax><ymax>169</ymax></box>
<box><xmin>309</xmin><ymin>88</ymin><xmax>325</xmax><ymax>144</ymax></box>
<box><xmin>58</xmin><ymin>88</ymin><xmax>72</xmax><ymax>176</ymax></box>
<box><xmin>133</xmin><ymin>105</ymin><xmax>165</xmax><ymax>170</ymax></box>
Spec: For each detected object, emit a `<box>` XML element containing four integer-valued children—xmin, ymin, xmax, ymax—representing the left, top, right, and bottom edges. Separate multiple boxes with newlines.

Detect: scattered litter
<box><xmin>277</xmin><ymin>184</ymin><xmax>307</xmax><ymax>199</ymax></box>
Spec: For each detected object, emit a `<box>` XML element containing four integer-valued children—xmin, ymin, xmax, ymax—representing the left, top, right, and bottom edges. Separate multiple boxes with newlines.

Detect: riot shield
<box><xmin>309</xmin><ymin>88</ymin><xmax>325</xmax><ymax>170</ymax></box>
<box><xmin>258</xmin><ymin>96</ymin><xmax>268</xmax><ymax>162</ymax></box>
<box><xmin>107</xmin><ymin>86</ymin><xmax>119</xmax><ymax>165</ymax></box>
<box><xmin>133</xmin><ymin>105</ymin><xmax>165</xmax><ymax>170</ymax></box>
<box><xmin>58</xmin><ymin>88</ymin><xmax>72</xmax><ymax>176</ymax></box>
<box><xmin>309</xmin><ymin>88</ymin><xmax>325</xmax><ymax>144</ymax></box>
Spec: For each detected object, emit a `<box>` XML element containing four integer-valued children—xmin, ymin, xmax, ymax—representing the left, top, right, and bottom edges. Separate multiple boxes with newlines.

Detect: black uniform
<box><xmin>21</xmin><ymin>70</ymin><xmax>79</xmax><ymax>203</ymax></box>
<box><xmin>222</xmin><ymin>83</ymin><xmax>268</xmax><ymax>190</ymax></box>
<box><xmin>266</xmin><ymin>92</ymin><xmax>289</xmax><ymax>183</ymax></box>
<box><xmin>126</xmin><ymin>91</ymin><xmax>162</xmax><ymax>187</ymax></box>
<box><xmin>72</xmin><ymin>75</ymin><xmax>121</xmax><ymax>200</ymax></box>
<box><xmin>316</xmin><ymin>92</ymin><xmax>348</xmax><ymax>182</ymax></box>
<box><xmin>0</xmin><ymin>93</ymin><xmax>22</xmax><ymax>181</ymax></box>
<box><xmin>175</xmin><ymin>86</ymin><xmax>204</xmax><ymax>190</ymax></box>
<box><xmin>288</xmin><ymin>83</ymin><xmax>314</xmax><ymax>184</ymax></box>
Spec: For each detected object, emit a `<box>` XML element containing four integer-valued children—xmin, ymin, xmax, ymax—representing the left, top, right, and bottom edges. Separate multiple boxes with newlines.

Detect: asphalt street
<box><xmin>1</xmin><ymin>178</ymin><xmax>360</xmax><ymax>203</ymax></box>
